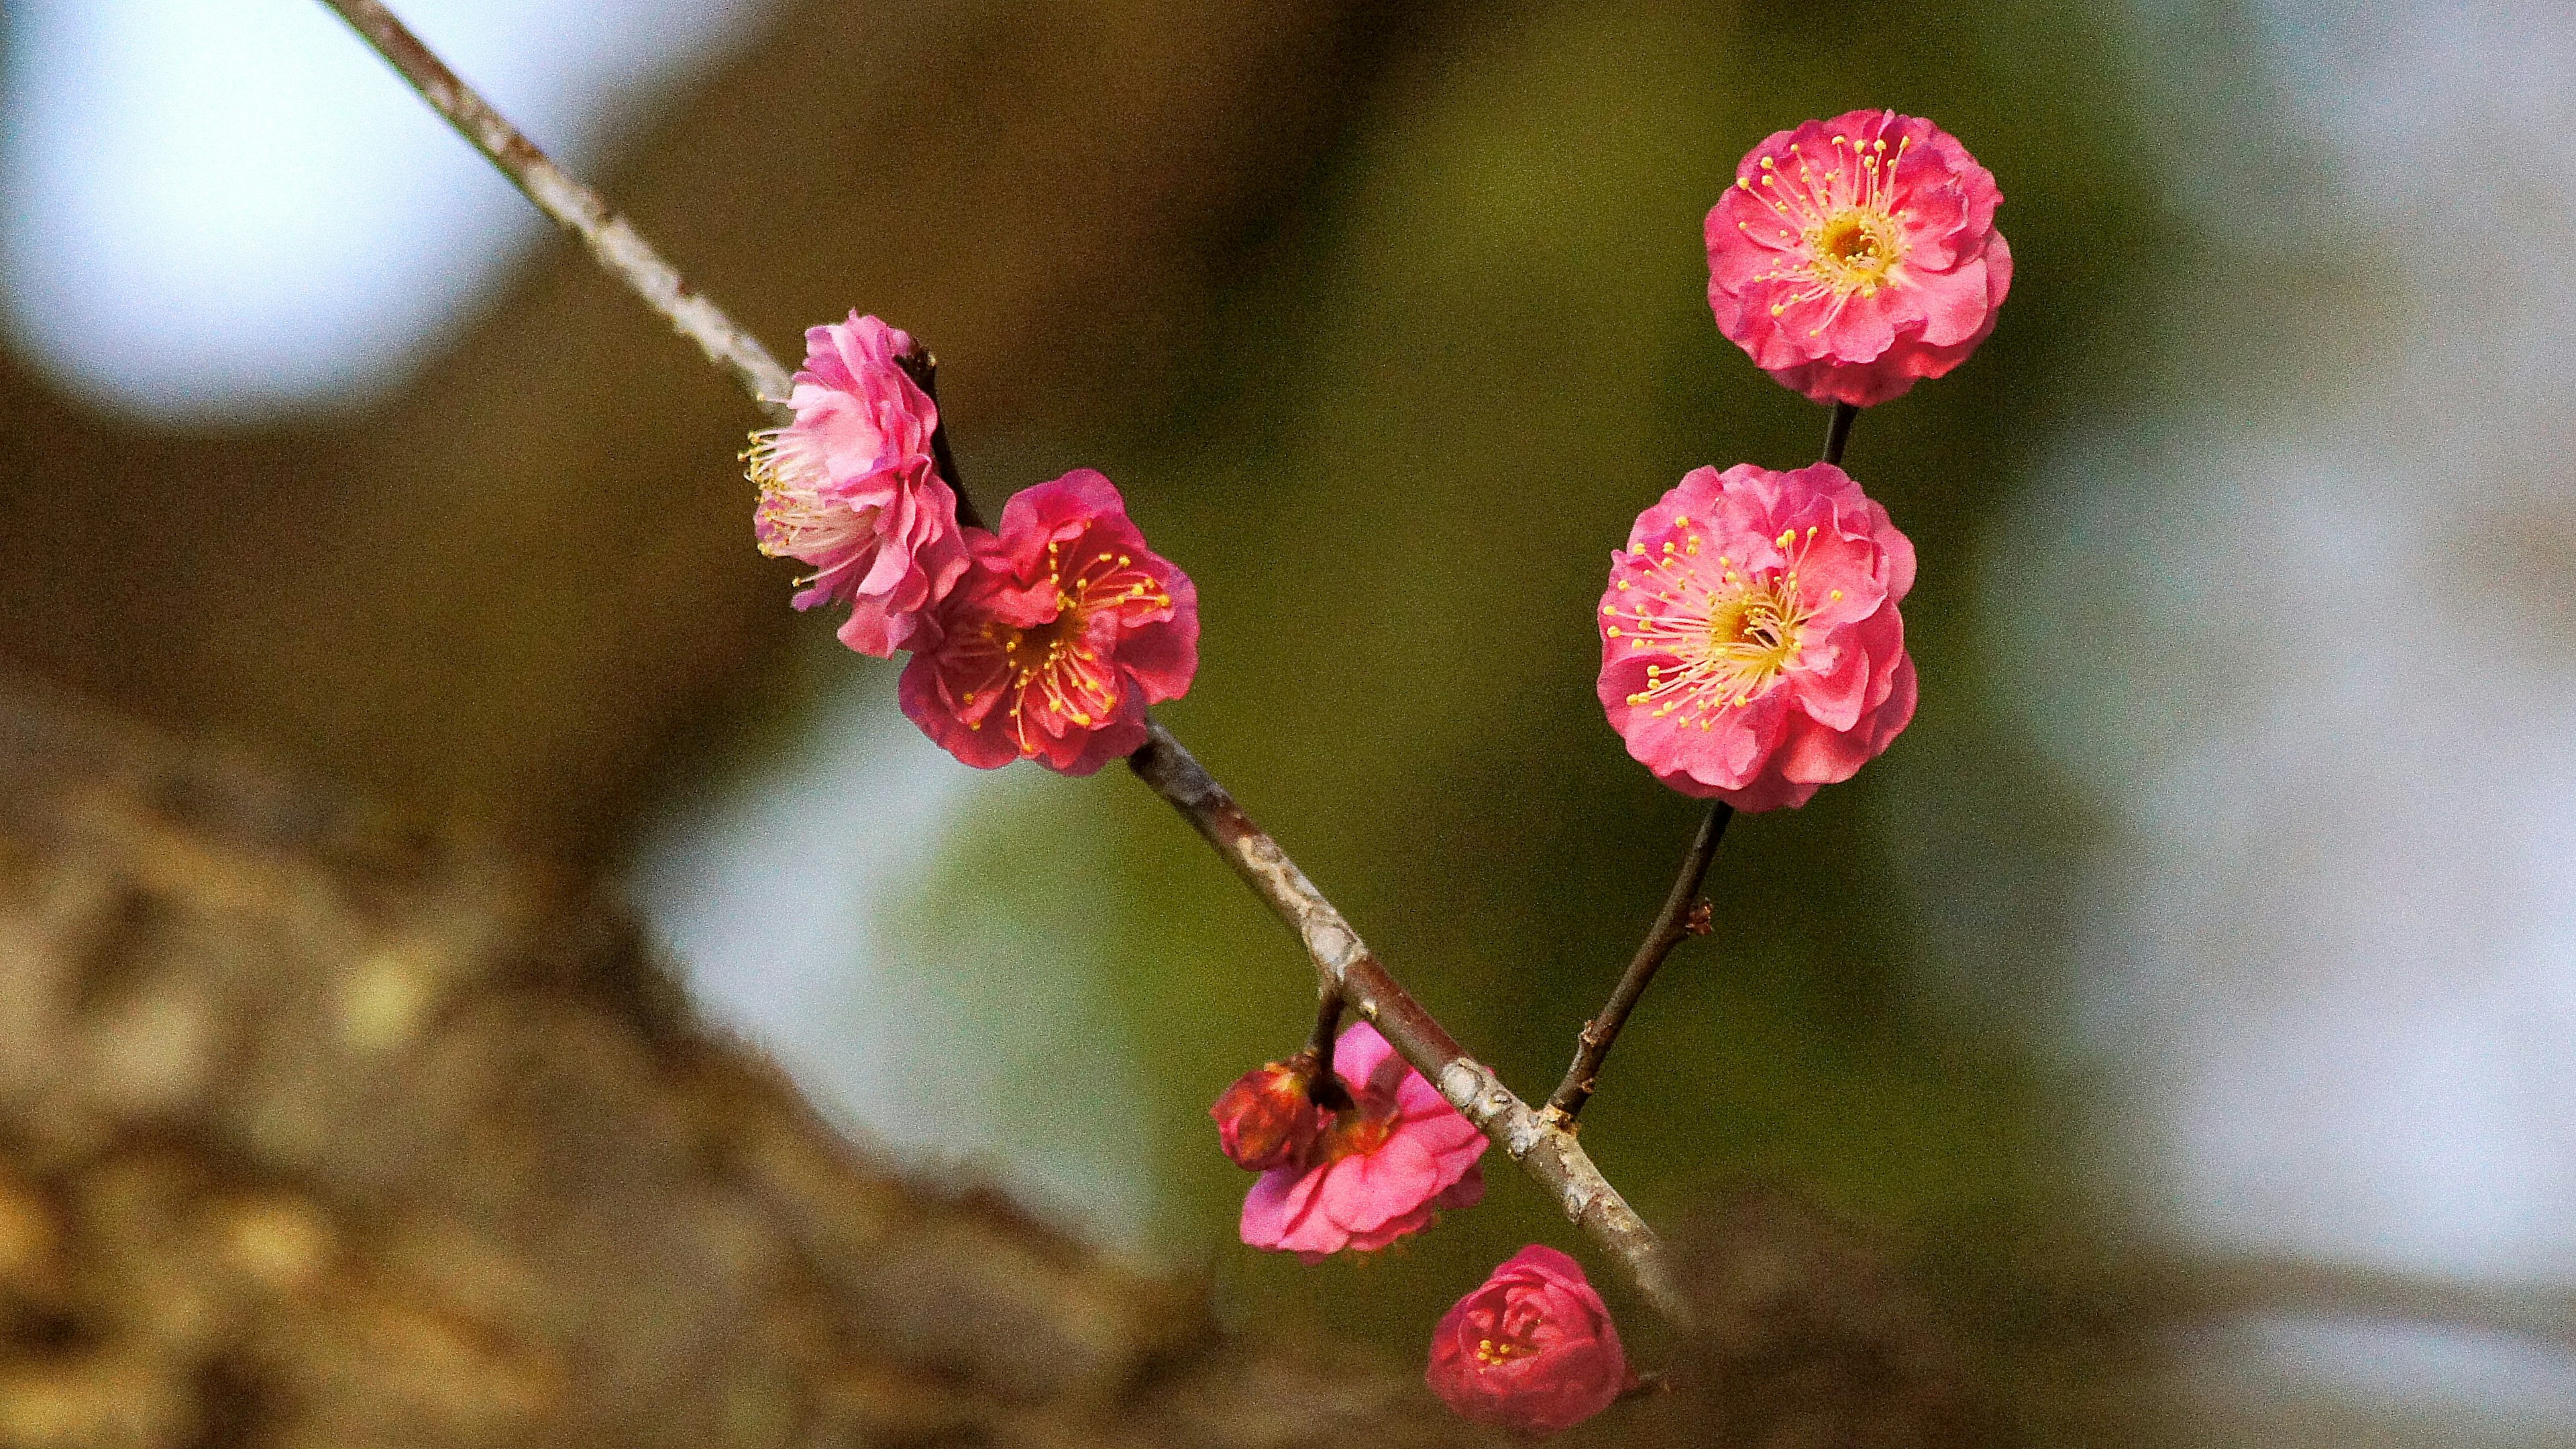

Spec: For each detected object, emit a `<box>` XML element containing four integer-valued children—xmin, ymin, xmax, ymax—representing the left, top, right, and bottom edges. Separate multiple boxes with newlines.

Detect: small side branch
<box><xmin>1823</xmin><ymin>400</ymin><xmax>1858</xmax><ymax>468</ymax></box>
<box><xmin>317</xmin><ymin>0</ymin><xmax>794</xmax><ymax>419</ymax></box>
<box><xmin>1127</xmin><ymin>724</ymin><xmax>1692</xmax><ymax>1324</ymax></box>
<box><xmin>1546</xmin><ymin>802</ymin><xmax>1729</xmax><ymax>1121</ymax></box>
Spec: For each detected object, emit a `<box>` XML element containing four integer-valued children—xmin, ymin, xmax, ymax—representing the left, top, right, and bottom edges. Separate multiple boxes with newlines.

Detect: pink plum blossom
<box><xmin>1705</xmin><ymin>110</ymin><xmax>2010</xmax><ymax>406</ymax></box>
<box><xmin>1426</xmin><ymin>1244</ymin><xmax>1629</xmax><ymax>1437</ymax></box>
<box><xmin>1239</xmin><ymin>1023</ymin><xmax>1486</xmax><ymax>1261</ymax></box>
<box><xmin>1597</xmin><ymin>462</ymin><xmax>1916</xmax><ymax>811</ymax></box>
<box><xmin>747</xmin><ymin>312</ymin><xmax>969</xmax><ymax>655</ymax></box>
<box><xmin>1210</xmin><ymin>1055</ymin><xmax>1323</xmax><ymax>1173</ymax></box>
<box><xmin>899</xmin><ymin>470</ymin><xmax>1197</xmax><ymax>775</ymax></box>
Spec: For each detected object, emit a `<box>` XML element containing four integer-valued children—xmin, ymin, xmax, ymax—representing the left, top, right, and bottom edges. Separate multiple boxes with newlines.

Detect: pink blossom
<box><xmin>1597</xmin><ymin>462</ymin><xmax>1916</xmax><ymax>811</ymax></box>
<box><xmin>1426</xmin><ymin>1245</ymin><xmax>1629</xmax><ymax>1437</ymax></box>
<box><xmin>1210</xmin><ymin>1055</ymin><xmax>1322</xmax><ymax>1173</ymax></box>
<box><xmin>1705</xmin><ymin>110</ymin><xmax>2011</xmax><ymax>407</ymax></box>
<box><xmin>747</xmin><ymin>311</ymin><xmax>969</xmax><ymax>655</ymax></box>
<box><xmin>1239</xmin><ymin>1023</ymin><xmax>1486</xmax><ymax>1261</ymax></box>
<box><xmin>899</xmin><ymin>470</ymin><xmax>1198</xmax><ymax>775</ymax></box>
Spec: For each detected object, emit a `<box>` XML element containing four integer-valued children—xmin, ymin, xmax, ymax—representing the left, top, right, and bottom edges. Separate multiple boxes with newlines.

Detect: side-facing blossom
<box><xmin>1240</xmin><ymin>1023</ymin><xmax>1486</xmax><ymax>1261</ymax></box>
<box><xmin>1210</xmin><ymin>1054</ymin><xmax>1322</xmax><ymax>1173</ymax></box>
<box><xmin>899</xmin><ymin>470</ymin><xmax>1197</xmax><ymax>775</ymax></box>
<box><xmin>1426</xmin><ymin>1245</ymin><xmax>1629</xmax><ymax>1437</ymax></box>
<box><xmin>747</xmin><ymin>312</ymin><xmax>968</xmax><ymax>655</ymax></box>
<box><xmin>1597</xmin><ymin>462</ymin><xmax>1916</xmax><ymax>811</ymax></box>
<box><xmin>1705</xmin><ymin>109</ymin><xmax>2010</xmax><ymax>407</ymax></box>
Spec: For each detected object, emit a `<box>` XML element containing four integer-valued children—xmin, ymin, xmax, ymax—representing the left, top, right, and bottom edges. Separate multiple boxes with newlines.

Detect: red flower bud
<box><xmin>1210</xmin><ymin>1053</ymin><xmax>1321</xmax><ymax>1172</ymax></box>
<box><xmin>1426</xmin><ymin>1245</ymin><xmax>1628</xmax><ymax>1437</ymax></box>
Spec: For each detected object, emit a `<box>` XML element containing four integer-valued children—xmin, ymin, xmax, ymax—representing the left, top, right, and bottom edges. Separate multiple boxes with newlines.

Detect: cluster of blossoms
<box><xmin>1212</xmin><ymin>1023</ymin><xmax>1488</xmax><ymax>1260</ymax></box>
<box><xmin>749</xmin><ymin>313</ymin><xmax>1199</xmax><ymax>771</ymax></box>
<box><xmin>765</xmin><ymin>106</ymin><xmax>2002</xmax><ymax>1445</ymax></box>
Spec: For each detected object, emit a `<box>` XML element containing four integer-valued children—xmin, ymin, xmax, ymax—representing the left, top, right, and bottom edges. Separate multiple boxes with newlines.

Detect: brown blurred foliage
<box><xmin>0</xmin><ymin>677</ymin><xmax>1498</xmax><ymax>1448</ymax></box>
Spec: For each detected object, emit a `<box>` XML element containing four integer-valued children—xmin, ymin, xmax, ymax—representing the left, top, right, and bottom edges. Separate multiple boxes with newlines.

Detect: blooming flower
<box><xmin>899</xmin><ymin>470</ymin><xmax>1198</xmax><ymax>774</ymax></box>
<box><xmin>1239</xmin><ymin>1023</ymin><xmax>1486</xmax><ymax>1261</ymax></box>
<box><xmin>1210</xmin><ymin>1054</ymin><xmax>1323</xmax><ymax>1173</ymax></box>
<box><xmin>1426</xmin><ymin>1244</ymin><xmax>1629</xmax><ymax>1437</ymax></box>
<box><xmin>1597</xmin><ymin>462</ymin><xmax>1916</xmax><ymax>811</ymax></box>
<box><xmin>1705</xmin><ymin>110</ymin><xmax>2011</xmax><ymax>407</ymax></box>
<box><xmin>747</xmin><ymin>312</ymin><xmax>969</xmax><ymax>655</ymax></box>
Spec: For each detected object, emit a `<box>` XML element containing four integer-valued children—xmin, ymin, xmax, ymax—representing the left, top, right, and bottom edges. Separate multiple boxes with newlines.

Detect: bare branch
<box><xmin>317</xmin><ymin>0</ymin><xmax>795</xmax><ymax>420</ymax></box>
<box><xmin>320</xmin><ymin>0</ymin><xmax>1695</xmax><ymax>1326</ymax></box>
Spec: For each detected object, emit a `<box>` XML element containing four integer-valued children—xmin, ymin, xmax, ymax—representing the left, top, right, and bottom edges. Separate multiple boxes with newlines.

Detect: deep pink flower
<box><xmin>899</xmin><ymin>470</ymin><xmax>1197</xmax><ymax>775</ymax></box>
<box><xmin>1705</xmin><ymin>110</ymin><xmax>2011</xmax><ymax>407</ymax></box>
<box><xmin>1597</xmin><ymin>462</ymin><xmax>1916</xmax><ymax>811</ymax></box>
<box><xmin>1426</xmin><ymin>1245</ymin><xmax>1629</xmax><ymax>1438</ymax></box>
<box><xmin>747</xmin><ymin>312</ymin><xmax>969</xmax><ymax>655</ymax></box>
<box><xmin>1239</xmin><ymin>1023</ymin><xmax>1486</xmax><ymax>1261</ymax></box>
<box><xmin>1210</xmin><ymin>1055</ymin><xmax>1322</xmax><ymax>1173</ymax></box>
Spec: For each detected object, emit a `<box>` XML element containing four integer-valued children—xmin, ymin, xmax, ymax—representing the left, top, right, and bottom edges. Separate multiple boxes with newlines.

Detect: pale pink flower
<box><xmin>899</xmin><ymin>470</ymin><xmax>1197</xmax><ymax>775</ymax></box>
<box><xmin>1210</xmin><ymin>1055</ymin><xmax>1323</xmax><ymax>1173</ymax></box>
<box><xmin>1597</xmin><ymin>462</ymin><xmax>1916</xmax><ymax>811</ymax></box>
<box><xmin>1705</xmin><ymin>110</ymin><xmax>2011</xmax><ymax>407</ymax></box>
<box><xmin>1426</xmin><ymin>1244</ymin><xmax>1629</xmax><ymax>1437</ymax></box>
<box><xmin>747</xmin><ymin>311</ymin><xmax>968</xmax><ymax>655</ymax></box>
<box><xmin>1238</xmin><ymin>1023</ymin><xmax>1487</xmax><ymax>1262</ymax></box>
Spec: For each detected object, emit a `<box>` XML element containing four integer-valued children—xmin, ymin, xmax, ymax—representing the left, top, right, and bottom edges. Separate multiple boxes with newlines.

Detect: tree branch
<box><xmin>1126</xmin><ymin>726</ymin><xmax>1691</xmax><ymax>1323</ymax></box>
<box><xmin>317</xmin><ymin>0</ymin><xmax>795</xmax><ymax>421</ymax></box>
<box><xmin>319</xmin><ymin>0</ymin><xmax>1695</xmax><ymax>1326</ymax></box>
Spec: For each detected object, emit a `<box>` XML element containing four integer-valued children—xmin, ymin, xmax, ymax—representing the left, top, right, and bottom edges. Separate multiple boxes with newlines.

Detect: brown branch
<box><xmin>316</xmin><ymin>0</ymin><xmax>795</xmax><ymax>422</ymax></box>
<box><xmin>1127</xmin><ymin>725</ymin><xmax>1692</xmax><ymax>1324</ymax></box>
<box><xmin>319</xmin><ymin>0</ymin><xmax>1694</xmax><ymax>1327</ymax></box>
<box><xmin>1546</xmin><ymin>802</ymin><xmax>1728</xmax><ymax>1120</ymax></box>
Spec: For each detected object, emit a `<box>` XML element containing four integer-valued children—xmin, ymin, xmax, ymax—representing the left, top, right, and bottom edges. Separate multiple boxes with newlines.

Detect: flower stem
<box><xmin>893</xmin><ymin>350</ymin><xmax>988</xmax><ymax>533</ymax></box>
<box><xmin>1823</xmin><ymin>400</ymin><xmax>1859</xmax><ymax>468</ymax></box>
<box><xmin>1307</xmin><ymin>989</ymin><xmax>1353</xmax><ymax>1112</ymax></box>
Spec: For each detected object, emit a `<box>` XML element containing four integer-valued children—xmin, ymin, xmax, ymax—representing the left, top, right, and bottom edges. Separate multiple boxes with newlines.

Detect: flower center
<box><xmin>1605</xmin><ymin>521</ymin><xmax>1835</xmax><ymax>729</ymax></box>
<box><xmin>1811</xmin><ymin>208</ymin><xmax>1902</xmax><ymax>294</ymax></box>
<box><xmin>957</xmin><ymin>543</ymin><xmax>1177</xmax><ymax>754</ymax></box>
<box><xmin>1319</xmin><ymin>1103</ymin><xmax>1396</xmax><ymax>1163</ymax></box>
<box><xmin>1732</xmin><ymin>131</ymin><xmax>1916</xmax><ymax>327</ymax></box>
<box><xmin>1474</xmin><ymin>1336</ymin><xmax>1534</xmax><ymax>1368</ymax></box>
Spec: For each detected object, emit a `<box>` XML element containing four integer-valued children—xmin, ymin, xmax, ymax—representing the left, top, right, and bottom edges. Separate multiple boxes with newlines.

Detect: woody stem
<box><xmin>1545</xmin><ymin>802</ymin><xmax>1730</xmax><ymax>1121</ymax></box>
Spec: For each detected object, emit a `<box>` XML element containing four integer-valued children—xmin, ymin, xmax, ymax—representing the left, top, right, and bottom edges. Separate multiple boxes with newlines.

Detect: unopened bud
<box><xmin>1211</xmin><ymin>1052</ymin><xmax>1323</xmax><ymax>1172</ymax></box>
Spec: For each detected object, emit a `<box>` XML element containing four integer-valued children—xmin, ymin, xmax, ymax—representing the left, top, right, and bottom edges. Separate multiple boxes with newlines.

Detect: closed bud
<box><xmin>1210</xmin><ymin>1053</ymin><xmax>1322</xmax><ymax>1172</ymax></box>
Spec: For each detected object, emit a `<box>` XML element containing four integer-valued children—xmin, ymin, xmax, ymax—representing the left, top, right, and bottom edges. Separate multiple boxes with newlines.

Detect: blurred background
<box><xmin>5</xmin><ymin>0</ymin><xmax>2575</xmax><ymax>1443</ymax></box>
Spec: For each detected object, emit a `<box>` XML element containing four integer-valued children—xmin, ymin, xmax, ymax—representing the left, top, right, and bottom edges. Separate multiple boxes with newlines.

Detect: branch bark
<box><xmin>317</xmin><ymin>0</ymin><xmax>1695</xmax><ymax>1326</ymax></box>
<box><xmin>318</xmin><ymin>0</ymin><xmax>794</xmax><ymax>420</ymax></box>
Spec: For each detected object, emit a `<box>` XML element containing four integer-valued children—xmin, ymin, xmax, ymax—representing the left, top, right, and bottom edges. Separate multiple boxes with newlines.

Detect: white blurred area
<box><xmin>2006</xmin><ymin>0</ymin><xmax>2576</xmax><ymax>1435</ymax></box>
<box><xmin>0</xmin><ymin>0</ymin><xmax>768</xmax><ymax>419</ymax></box>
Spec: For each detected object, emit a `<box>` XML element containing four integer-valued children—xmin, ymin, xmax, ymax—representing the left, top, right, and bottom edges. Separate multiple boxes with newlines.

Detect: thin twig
<box><xmin>317</xmin><ymin>0</ymin><xmax>794</xmax><ymax>421</ymax></box>
<box><xmin>1127</xmin><ymin>725</ymin><xmax>1692</xmax><ymax>1323</ymax></box>
<box><xmin>319</xmin><ymin>0</ymin><xmax>1696</xmax><ymax>1326</ymax></box>
<box><xmin>1546</xmin><ymin>802</ymin><xmax>1729</xmax><ymax>1121</ymax></box>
